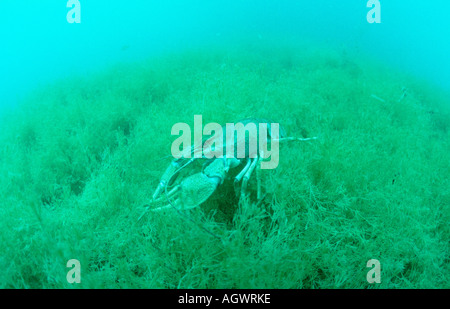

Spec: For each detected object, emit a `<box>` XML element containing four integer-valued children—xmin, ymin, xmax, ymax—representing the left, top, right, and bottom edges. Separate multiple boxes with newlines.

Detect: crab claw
<box><xmin>147</xmin><ymin>158</ymin><xmax>229</xmax><ymax>212</ymax></box>
<box><xmin>148</xmin><ymin>171</ymin><xmax>221</xmax><ymax>211</ymax></box>
<box><xmin>152</xmin><ymin>158</ymin><xmax>191</xmax><ymax>200</ymax></box>
<box><xmin>172</xmin><ymin>172</ymin><xmax>222</xmax><ymax>210</ymax></box>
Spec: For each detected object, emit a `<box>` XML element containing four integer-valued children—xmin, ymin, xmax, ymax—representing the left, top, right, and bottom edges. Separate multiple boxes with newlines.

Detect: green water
<box><xmin>0</xmin><ymin>42</ymin><xmax>449</xmax><ymax>288</ymax></box>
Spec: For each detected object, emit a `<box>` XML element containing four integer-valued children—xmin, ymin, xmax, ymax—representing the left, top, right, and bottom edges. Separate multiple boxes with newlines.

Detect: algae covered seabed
<box><xmin>0</xmin><ymin>42</ymin><xmax>449</xmax><ymax>288</ymax></box>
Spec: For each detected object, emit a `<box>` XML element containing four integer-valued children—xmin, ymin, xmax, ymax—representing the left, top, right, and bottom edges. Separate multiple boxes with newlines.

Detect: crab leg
<box><xmin>240</xmin><ymin>155</ymin><xmax>259</xmax><ymax>199</ymax></box>
<box><xmin>256</xmin><ymin>156</ymin><xmax>263</xmax><ymax>199</ymax></box>
<box><xmin>234</xmin><ymin>158</ymin><xmax>251</xmax><ymax>194</ymax></box>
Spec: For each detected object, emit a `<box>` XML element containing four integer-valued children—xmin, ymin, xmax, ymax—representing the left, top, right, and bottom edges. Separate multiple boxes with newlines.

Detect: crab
<box><xmin>139</xmin><ymin>118</ymin><xmax>316</xmax><ymax>219</ymax></box>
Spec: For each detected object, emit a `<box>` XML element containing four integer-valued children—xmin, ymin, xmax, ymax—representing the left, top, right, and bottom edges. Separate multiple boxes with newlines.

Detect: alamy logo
<box><xmin>67</xmin><ymin>0</ymin><xmax>81</xmax><ymax>24</ymax></box>
<box><xmin>367</xmin><ymin>0</ymin><xmax>381</xmax><ymax>24</ymax></box>
<box><xmin>366</xmin><ymin>259</ymin><xmax>381</xmax><ymax>283</ymax></box>
<box><xmin>171</xmin><ymin>115</ymin><xmax>280</xmax><ymax>169</ymax></box>
<box><xmin>66</xmin><ymin>259</ymin><xmax>81</xmax><ymax>283</ymax></box>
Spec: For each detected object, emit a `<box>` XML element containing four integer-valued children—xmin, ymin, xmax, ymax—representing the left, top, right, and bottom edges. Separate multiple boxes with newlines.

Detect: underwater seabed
<box><xmin>0</xmin><ymin>42</ymin><xmax>449</xmax><ymax>288</ymax></box>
